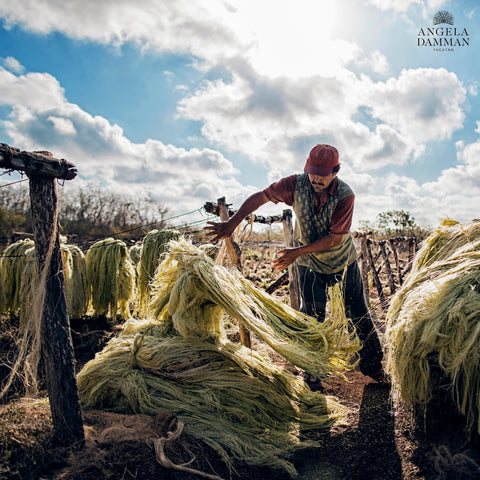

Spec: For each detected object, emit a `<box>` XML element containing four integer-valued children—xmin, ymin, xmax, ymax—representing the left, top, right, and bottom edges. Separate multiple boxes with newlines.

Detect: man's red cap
<box><xmin>304</xmin><ymin>144</ymin><xmax>339</xmax><ymax>176</ymax></box>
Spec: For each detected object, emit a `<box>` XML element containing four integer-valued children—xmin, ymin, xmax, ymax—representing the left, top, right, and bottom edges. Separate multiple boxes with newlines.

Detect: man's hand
<box><xmin>272</xmin><ymin>247</ymin><xmax>301</xmax><ymax>271</ymax></box>
<box><xmin>204</xmin><ymin>220</ymin><xmax>236</xmax><ymax>243</ymax></box>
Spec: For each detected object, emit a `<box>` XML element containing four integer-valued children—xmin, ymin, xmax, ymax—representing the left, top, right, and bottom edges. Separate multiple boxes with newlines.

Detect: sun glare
<box><xmin>231</xmin><ymin>0</ymin><xmax>347</xmax><ymax>78</ymax></box>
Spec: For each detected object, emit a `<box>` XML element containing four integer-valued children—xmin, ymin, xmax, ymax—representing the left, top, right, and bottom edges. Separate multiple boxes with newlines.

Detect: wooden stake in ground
<box><xmin>29</xmin><ymin>174</ymin><xmax>84</xmax><ymax>447</ymax></box>
<box><xmin>282</xmin><ymin>209</ymin><xmax>300</xmax><ymax>310</ymax></box>
<box><xmin>217</xmin><ymin>197</ymin><xmax>251</xmax><ymax>349</ymax></box>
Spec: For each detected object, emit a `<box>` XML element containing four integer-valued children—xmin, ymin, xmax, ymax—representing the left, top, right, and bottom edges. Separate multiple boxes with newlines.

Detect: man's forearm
<box><xmin>228</xmin><ymin>191</ymin><xmax>269</xmax><ymax>228</ymax></box>
<box><xmin>297</xmin><ymin>233</ymin><xmax>344</xmax><ymax>256</ymax></box>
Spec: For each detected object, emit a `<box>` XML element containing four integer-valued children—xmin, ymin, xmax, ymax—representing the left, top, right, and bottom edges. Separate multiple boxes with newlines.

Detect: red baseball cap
<box><xmin>304</xmin><ymin>144</ymin><xmax>339</xmax><ymax>176</ymax></box>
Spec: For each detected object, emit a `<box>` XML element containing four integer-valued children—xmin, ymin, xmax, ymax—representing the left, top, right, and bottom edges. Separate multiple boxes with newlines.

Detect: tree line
<box><xmin>0</xmin><ymin>182</ymin><xmax>168</xmax><ymax>238</ymax></box>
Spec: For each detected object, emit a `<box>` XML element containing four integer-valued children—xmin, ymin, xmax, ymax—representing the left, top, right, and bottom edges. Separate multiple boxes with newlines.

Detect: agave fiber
<box><xmin>85</xmin><ymin>238</ymin><xmax>135</xmax><ymax>320</ymax></box>
<box><xmin>129</xmin><ymin>244</ymin><xmax>142</xmax><ymax>267</ymax></box>
<box><xmin>78</xmin><ymin>237</ymin><xmax>359</xmax><ymax>475</ymax></box>
<box><xmin>386</xmin><ymin>220</ymin><xmax>480</xmax><ymax>434</ymax></box>
<box><xmin>1</xmin><ymin>238</ymin><xmax>34</xmax><ymax>314</ymax></box>
<box><xmin>136</xmin><ymin>229</ymin><xmax>180</xmax><ymax>317</ymax></box>
<box><xmin>18</xmin><ymin>243</ymin><xmax>89</xmax><ymax>328</ymax></box>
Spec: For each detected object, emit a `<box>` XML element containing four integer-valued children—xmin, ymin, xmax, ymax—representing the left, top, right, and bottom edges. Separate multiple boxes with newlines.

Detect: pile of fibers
<box><xmin>149</xmin><ymin>238</ymin><xmax>359</xmax><ymax>378</ymax></box>
<box><xmin>85</xmin><ymin>238</ymin><xmax>135</xmax><ymax>320</ymax></box>
<box><xmin>386</xmin><ymin>220</ymin><xmax>480</xmax><ymax>434</ymax></box>
<box><xmin>18</xmin><ymin>243</ymin><xmax>89</xmax><ymax>328</ymax></box>
<box><xmin>1</xmin><ymin>238</ymin><xmax>34</xmax><ymax>314</ymax></box>
<box><xmin>136</xmin><ymin>229</ymin><xmax>180</xmax><ymax>317</ymax></box>
<box><xmin>78</xmin><ymin>238</ymin><xmax>360</xmax><ymax>476</ymax></box>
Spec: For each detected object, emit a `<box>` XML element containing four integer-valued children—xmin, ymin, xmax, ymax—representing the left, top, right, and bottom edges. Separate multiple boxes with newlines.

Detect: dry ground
<box><xmin>1</xmin><ymin>243</ymin><xmax>480</xmax><ymax>480</ymax></box>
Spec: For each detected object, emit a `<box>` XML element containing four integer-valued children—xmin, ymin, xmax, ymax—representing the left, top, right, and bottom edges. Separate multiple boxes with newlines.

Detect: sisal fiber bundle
<box><xmin>386</xmin><ymin>220</ymin><xmax>480</xmax><ymax>434</ymax></box>
<box><xmin>85</xmin><ymin>238</ymin><xmax>135</xmax><ymax>320</ymax></box>
<box><xmin>1</xmin><ymin>238</ymin><xmax>34</xmax><ymax>314</ymax></box>
<box><xmin>148</xmin><ymin>238</ymin><xmax>360</xmax><ymax>378</ymax></box>
<box><xmin>128</xmin><ymin>244</ymin><xmax>142</xmax><ymax>267</ymax></box>
<box><xmin>18</xmin><ymin>243</ymin><xmax>89</xmax><ymax>328</ymax></box>
<box><xmin>62</xmin><ymin>244</ymin><xmax>89</xmax><ymax>318</ymax></box>
<box><xmin>136</xmin><ymin>229</ymin><xmax>180</xmax><ymax>317</ymax></box>
<box><xmin>78</xmin><ymin>237</ymin><xmax>359</xmax><ymax>475</ymax></box>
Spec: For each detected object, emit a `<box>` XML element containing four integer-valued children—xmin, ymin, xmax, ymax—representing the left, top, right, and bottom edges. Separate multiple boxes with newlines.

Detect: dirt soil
<box><xmin>1</xmin><ymin>250</ymin><xmax>480</xmax><ymax>480</ymax></box>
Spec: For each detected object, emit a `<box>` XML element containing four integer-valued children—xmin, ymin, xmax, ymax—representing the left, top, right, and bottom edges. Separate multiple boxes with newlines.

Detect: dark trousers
<box><xmin>298</xmin><ymin>261</ymin><xmax>383</xmax><ymax>376</ymax></box>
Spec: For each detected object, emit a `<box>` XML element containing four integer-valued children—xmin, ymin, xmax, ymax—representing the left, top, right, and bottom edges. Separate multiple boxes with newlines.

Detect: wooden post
<box><xmin>389</xmin><ymin>239</ymin><xmax>403</xmax><ymax>286</ymax></box>
<box><xmin>282</xmin><ymin>209</ymin><xmax>300</xmax><ymax>310</ymax></box>
<box><xmin>217</xmin><ymin>197</ymin><xmax>251</xmax><ymax>349</ymax></box>
<box><xmin>379</xmin><ymin>240</ymin><xmax>396</xmax><ymax>294</ymax></box>
<box><xmin>359</xmin><ymin>234</ymin><xmax>370</xmax><ymax>302</ymax></box>
<box><xmin>29</xmin><ymin>175</ymin><xmax>84</xmax><ymax>447</ymax></box>
<box><xmin>366</xmin><ymin>239</ymin><xmax>385</xmax><ymax>306</ymax></box>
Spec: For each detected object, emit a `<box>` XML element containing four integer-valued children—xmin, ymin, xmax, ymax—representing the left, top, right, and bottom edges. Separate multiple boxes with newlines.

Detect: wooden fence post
<box><xmin>217</xmin><ymin>197</ymin><xmax>251</xmax><ymax>349</ymax></box>
<box><xmin>29</xmin><ymin>174</ymin><xmax>84</xmax><ymax>447</ymax></box>
<box><xmin>282</xmin><ymin>209</ymin><xmax>300</xmax><ymax>310</ymax></box>
<box><xmin>366</xmin><ymin>239</ymin><xmax>386</xmax><ymax>306</ymax></box>
<box><xmin>359</xmin><ymin>234</ymin><xmax>370</xmax><ymax>302</ymax></box>
<box><xmin>379</xmin><ymin>240</ymin><xmax>396</xmax><ymax>295</ymax></box>
<box><xmin>389</xmin><ymin>239</ymin><xmax>403</xmax><ymax>286</ymax></box>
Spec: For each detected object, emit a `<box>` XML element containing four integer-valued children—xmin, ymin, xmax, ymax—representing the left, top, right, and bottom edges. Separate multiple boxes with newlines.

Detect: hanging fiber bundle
<box><xmin>386</xmin><ymin>220</ymin><xmax>480</xmax><ymax>434</ymax></box>
<box><xmin>136</xmin><ymin>229</ymin><xmax>180</xmax><ymax>317</ymax></box>
<box><xmin>18</xmin><ymin>243</ymin><xmax>90</xmax><ymax>328</ymax></box>
<box><xmin>78</xmin><ymin>237</ymin><xmax>359</xmax><ymax>476</ymax></box>
<box><xmin>62</xmin><ymin>244</ymin><xmax>89</xmax><ymax>318</ymax></box>
<box><xmin>1</xmin><ymin>238</ymin><xmax>34</xmax><ymax>314</ymax></box>
<box><xmin>85</xmin><ymin>238</ymin><xmax>135</xmax><ymax>320</ymax></box>
<box><xmin>129</xmin><ymin>244</ymin><xmax>142</xmax><ymax>267</ymax></box>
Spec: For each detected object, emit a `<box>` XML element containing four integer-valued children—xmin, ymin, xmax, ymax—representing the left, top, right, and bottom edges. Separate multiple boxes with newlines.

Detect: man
<box><xmin>204</xmin><ymin>144</ymin><xmax>386</xmax><ymax>384</ymax></box>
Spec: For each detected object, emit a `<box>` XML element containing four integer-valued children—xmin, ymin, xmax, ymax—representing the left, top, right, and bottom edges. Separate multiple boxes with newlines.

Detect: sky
<box><xmin>0</xmin><ymin>0</ymin><xmax>479</xmax><ymax>231</ymax></box>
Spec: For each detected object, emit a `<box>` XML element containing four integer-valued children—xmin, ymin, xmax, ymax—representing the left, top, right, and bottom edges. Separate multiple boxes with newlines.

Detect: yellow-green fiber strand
<box><xmin>78</xmin><ymin>237</ymin><xmax>359</xmax><ymax>475</ymax></box>
<box><xmin>1</xmin><ymin>238</ymin><xmax>34</xmax><ymax>314</ymax></box>
<box><xmin>18</xmin><ymin>244</ymin><xmax>90</xmax><ymax>327</ymax></box>
<box><xmin>129</xmin><ymin>244</ymin><xmax>142</xmax><ymax>267</ymax></box>
<box><xmin>386</xmin><ymin>220</ymin><xmax>480</xmax><ymax>434</ymax></box>
<box><xmin>85</xmin><ymin>238</ymin><xmax>135</xmax><ymax>320</ymax></box>
<box><xmin>136</xmin><ymin>229</ymin><xmax>180</xmax><ymax>317</ymax></box>
<box><xmin>149</xmin><ymin>238</ymin><xmax>360</xmax><ymax>379</ymax></box>
<box><xmin>78</xmin><ymin>328</ymin><xmax>349</xmax><ymax>476</ymax></box>
<box><xmin>62</xmin><ymin>244</ymin><xmax>89</xmax><ymax>318</ymax></box>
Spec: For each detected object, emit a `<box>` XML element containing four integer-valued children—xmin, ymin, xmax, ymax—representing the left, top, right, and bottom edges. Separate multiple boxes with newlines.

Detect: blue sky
<box><xmin>0</xmin><ymin>0</ymin><xmax>479</xmax><ymax>230</ymax></box>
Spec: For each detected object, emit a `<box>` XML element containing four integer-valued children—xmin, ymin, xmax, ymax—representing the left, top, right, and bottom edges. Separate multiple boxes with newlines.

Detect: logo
<box><xmin>433</xmin><ymin>10</ymin><xmax>454</xmax><ymax>26</ymax></box>
<box><xmin>417</xmin><ymin>11</ymin><xmax>470</xmax><ymax>51</ymax></box>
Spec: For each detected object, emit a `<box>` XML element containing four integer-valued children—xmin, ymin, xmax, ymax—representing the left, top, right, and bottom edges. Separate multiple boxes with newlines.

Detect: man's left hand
<box><xmin>272</xmin><ymin>248</ymin><xmax>301</xmax><ymax>271</ymax></box>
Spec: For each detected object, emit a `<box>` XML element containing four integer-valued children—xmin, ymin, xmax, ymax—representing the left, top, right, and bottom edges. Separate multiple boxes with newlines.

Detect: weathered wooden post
<box><xmin>0</xmin><ymin>144</ymin><xmax>84</xmax><ymax>447</ymax></box>
<box><xmin>358</xmin><ymin>233</ymin><xmax>370</xmax><ymax>302</ymax></box>
<box><xmin>366</xmin><ymin>239</ymin><xmax>386</xmax><ymax>306</ymax></box>
<box><xmin>217</xmin><ymin>196</ymin><xmax>251</xmax><ymax>349</ymax></box>
<box><xmin>389</xmin><ymin>238</ymin><xmax>403</xmax><ymax>286</ymax></box>
<box><xmin>281</xmin><ymin>209</ymin><xmax>300</xmax><ymax>310</ymax></box>
<box><xmin>379</xmin><ymin>240</ymin><xmax>396</xmax><ymax>294</ymax></box>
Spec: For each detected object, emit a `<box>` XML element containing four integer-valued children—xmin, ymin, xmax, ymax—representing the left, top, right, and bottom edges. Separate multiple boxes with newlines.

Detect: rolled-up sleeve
<box><xmin>263</xmin><ymin>175</ymin><xmax>296</xmax><ymax>205</ymax></box>
<box><xmin>330</xmin><ymin>195</ymin><xmax>354</xmax><ymax>235</ymax></box>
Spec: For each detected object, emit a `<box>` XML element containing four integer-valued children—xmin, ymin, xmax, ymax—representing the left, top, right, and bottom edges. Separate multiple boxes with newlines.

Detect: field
<box><xmin>1</xmin><ymin>239</ymin><xmax>480</xmax><ymax>480</ymax></box>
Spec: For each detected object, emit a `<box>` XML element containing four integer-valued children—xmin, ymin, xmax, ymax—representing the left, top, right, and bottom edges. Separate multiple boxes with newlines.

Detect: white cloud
<box><xmin>365</xmin><ymin>68</ymin><xmax>466</xmax><ymax>150</ymax></box>
<box><xmin>0</xmin><ymin>0</ymin><xmax>245</xmax><ymax>64</ymax></box>
<box><xmin>352</xmin><ymin>132</ymin><xmax>480</xmax><ymax>229</ymax></box>
<box><xmin>47</xmin><ymin>116</ymin><xmax>76</xmax><ymax>135</ymax></box>
<box><xmin>2</xmin><ymin>56</ymin><xmax>25</xmax><ymax>74</ymax></box>
<box><xmin>0</xmin><ymin>66</ymin><xmax>250</xmax><ymax>216</ymax></box>
<box><xmin>366</xmin><ymin>0</ymin><xmax>448</xmax><ymax>13</ymax></box>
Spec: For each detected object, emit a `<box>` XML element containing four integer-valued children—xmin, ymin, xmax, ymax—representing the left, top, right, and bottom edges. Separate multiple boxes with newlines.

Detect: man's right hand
<box><xmin>204</xmin><ymin>220</ymin><xmax>236</xmax><ymax>242</ymax></box>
